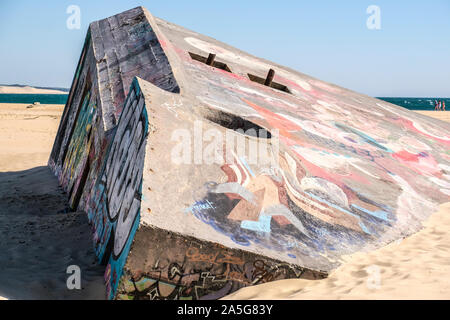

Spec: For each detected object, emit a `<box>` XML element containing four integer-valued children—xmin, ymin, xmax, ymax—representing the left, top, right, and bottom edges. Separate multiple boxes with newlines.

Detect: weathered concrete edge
<box><xmin>117</xmin><ymin>223</ymin><xmax>328</xmax><ymax>300</ymax></box>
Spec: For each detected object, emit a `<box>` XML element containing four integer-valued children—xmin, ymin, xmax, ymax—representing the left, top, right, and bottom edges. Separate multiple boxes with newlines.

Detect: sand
<box><xmin>0</xmin><ymin>86</ymin><xmax>67</xmax><ymax>94</ymax></box>
<box><xmin>0</xmin><ymin>104</ymin><xmax>64</xmax><ymax>170</ymax></box>
<box><xmin>0</xmin><ymin>103</ymin><xmax>105</xmax><ymax>300</ymax></box>
<box><xmin>225</xmin><ymin>201</ymin><xmax>450</xmax><ymax>300</ymax></box>
<box><xmin>0</xmin><ymin>103</ymin><xmax>449</xmax><ymax>300</ymax></box>
<box><xmin>415</xmin><ymin>111</ymin><xmax>450</xmax><ymax>123</ymax></box>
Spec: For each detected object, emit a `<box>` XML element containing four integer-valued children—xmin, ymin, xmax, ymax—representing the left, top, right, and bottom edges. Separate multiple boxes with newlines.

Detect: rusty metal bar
<box><xmin>264</xmin><ymin>69</ymin><xmax>275</xmax><ymax>86</ymax></box>
<box><xmin>206</xmin><ymin>53</ymin><xmax>216</xmax><ymax>66</ymax></box>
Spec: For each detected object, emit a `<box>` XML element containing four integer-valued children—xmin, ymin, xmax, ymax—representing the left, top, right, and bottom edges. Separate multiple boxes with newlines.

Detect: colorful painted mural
<box><xmin>171</xmin><ymin>36</ymin><xmax>450</xmax><ymax>267</ymax></box>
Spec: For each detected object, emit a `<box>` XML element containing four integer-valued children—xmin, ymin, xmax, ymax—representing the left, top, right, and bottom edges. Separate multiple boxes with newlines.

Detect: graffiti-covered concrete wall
<box><xmin>48</xmin><ymin>7</ymin><xmax>179</xmax><ymax>298</ymax></box>
<box><xmin>50</xmin><ymin>6</ymin><xmax>450</xmax><ymax>300</ymax></box>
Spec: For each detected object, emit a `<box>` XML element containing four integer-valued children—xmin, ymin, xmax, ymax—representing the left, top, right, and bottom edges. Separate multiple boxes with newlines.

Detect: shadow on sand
<box><xmin>0</xmin><ymin>166</ymin><xmax>105</xmax><ymax>300</ymax></box>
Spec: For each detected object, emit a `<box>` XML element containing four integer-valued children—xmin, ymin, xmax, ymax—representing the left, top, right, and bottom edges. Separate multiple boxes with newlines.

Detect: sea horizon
<box><xmin>0</xmin><ymin>93</ymin><xmax>448</xmax><ymax>111</ymax></box>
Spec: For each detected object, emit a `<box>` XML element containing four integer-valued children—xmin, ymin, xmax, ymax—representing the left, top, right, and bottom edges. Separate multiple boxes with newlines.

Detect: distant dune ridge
<box><xmin>0</xmin><ymin>84</ymin><xmax>69</xmax><ymax>94</ymax></box>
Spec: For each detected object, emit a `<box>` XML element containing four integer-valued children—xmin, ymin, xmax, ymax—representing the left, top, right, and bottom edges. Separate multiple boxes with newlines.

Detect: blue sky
<box><xmin>0</xmin><ymin>0</ymin><xmax>449</xmax><ymax>97</ymax></box>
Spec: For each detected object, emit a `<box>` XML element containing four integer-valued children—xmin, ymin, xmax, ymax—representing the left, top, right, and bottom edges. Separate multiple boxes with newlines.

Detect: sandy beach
<box><xmin>0</xmin><ymin>104</ymin><xmax>64</xmax><ymax>171</ymax></box>
<box><xmin>0</xmin><ymin>103</ymin><xmax>105</xmax><ymax>300</ymax></box>
<box><xmin>415</xmin><ymin>110</ymin><xmax>450</xmax><ymax>123</ymax></box>
<box><xmin>0</xmin><ymin>103</ymin><xmax>449</xmax><ymax>300</ymax></box>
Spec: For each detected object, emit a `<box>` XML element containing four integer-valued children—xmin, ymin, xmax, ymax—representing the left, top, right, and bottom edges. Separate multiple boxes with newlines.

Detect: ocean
<box><xmin>0</xmin><ymin>94</ymin><xmax>448</xmax><ymax>111</ymax></box>
<box><xmin>0</xmin><ymin>94</ymin><xmax>68</xmax><ymax>105</ymax></box>
<box><xmin>378</xmin><ymin>97</ymin><xmax>449</xmax><ymax>111</ymax></box>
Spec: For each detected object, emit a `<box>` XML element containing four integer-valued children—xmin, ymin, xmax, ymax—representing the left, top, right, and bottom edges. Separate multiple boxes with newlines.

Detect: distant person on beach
<box><xmin>443</xmin><ymin>100</ymin><xmax>446</xmax><ymax>111</ymax></box>
<box><xmin>435</xmin><ymin>100</ymin><xmax>439</xmax><ymax>110</ymax></box>
<box><xmin>438</xmin><ymin>100</ymin><xmax>442</xmax><ymax>111</ymax></box>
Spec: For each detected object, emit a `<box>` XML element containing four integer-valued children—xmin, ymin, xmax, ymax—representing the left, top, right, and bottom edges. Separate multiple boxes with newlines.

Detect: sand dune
<box><xmin>0</xmin><ymin>86</ymin><xmax>67</xmax><ymax>94</ymax></box>
<box><xmin>0</xmin><ymin>103</ymin><xmax>449</xmax><ymax>300</ymax></box>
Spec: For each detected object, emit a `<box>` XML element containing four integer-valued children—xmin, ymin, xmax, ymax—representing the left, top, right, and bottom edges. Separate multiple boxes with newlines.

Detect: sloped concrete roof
<box><xmin>50</xmin><ymin>6</ymin><xmax>450</xmax><ymax>299</ymax></box>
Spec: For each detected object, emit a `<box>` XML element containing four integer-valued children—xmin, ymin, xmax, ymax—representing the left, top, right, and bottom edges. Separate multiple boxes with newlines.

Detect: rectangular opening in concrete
<box><xmin>188</xmin><ymin>52</ymin><xmax>232</xmax><ymax>73</ymax></box>
<box><xmin>247</xmin><ymin>73</ymin><xmax>291</xmax><ymax>94</ymax></box>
